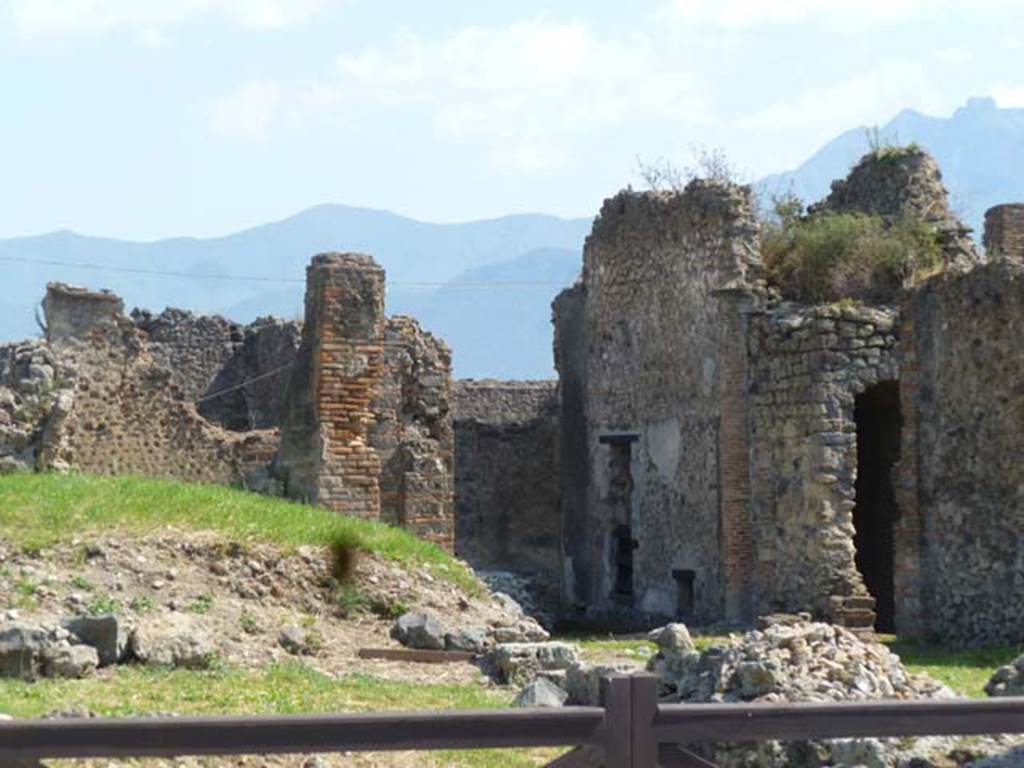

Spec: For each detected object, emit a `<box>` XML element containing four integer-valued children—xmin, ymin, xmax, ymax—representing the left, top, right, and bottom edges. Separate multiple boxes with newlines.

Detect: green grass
<box><xmin>0</xmin><ymin>661</ymin><xmax>559</xmax><ymax>767</ymax></box>
<box><xmin>882</xmin><ymin>636</ymin><xmax>1022</xmax><ymax>698</ymax></box>
<box><xmin>0</xmin><ymin>473</ymin><xmax>477</xmax><ymax>593</ymax></box>
<box><xmin>569</xmin><ymin>630</ymin><xmax>733</xmax><ymax>663</ymax></box>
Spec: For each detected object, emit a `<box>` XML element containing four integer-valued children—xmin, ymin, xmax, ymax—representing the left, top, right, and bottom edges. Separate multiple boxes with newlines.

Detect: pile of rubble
<box><xmin>645</xmin><ymin>620</ymin><xmax>1024</xmax><ymax>768</ymax></box>
<box><xmin>651</xmin><ymin>620</ymin><xmax>953</xmax><ymax>704</ymax></box>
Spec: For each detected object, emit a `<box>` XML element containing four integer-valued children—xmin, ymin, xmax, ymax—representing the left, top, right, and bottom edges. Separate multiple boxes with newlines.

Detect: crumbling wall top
<box><xmin>43</xmin><ymin>282</ymin><xmax>125</xmax><ymax>345</ymax></box>
<box><xmin>586</xmin><ymin>180</ymin><xmax>765</xmax><ymax>294</ymax></box>
<box><xmin>811</xmin><ymin>147</ymin><xmax>979</xmax><ymax>269</ymax></box>
<box><xmin>453</xmin><ymin>379</ymin><xmax>557</xmax><ymax>425</ymax></box>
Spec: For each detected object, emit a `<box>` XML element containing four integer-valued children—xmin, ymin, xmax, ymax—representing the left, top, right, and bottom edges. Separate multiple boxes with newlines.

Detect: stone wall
<box><xmin>984</xmin><ymin>204</ymin><xmax>1024</xmax><ymax>262</ymax></box>
<box><xmin>896</xmin><ymin>261</ymin><xmax>1024</xmax><ymax>645</ymax></box>
<box><xmin>453</xmin><ymin>380</ymin><xmax>560</xmax><ymax>580</ymax></box>
<box><xmin>276</xmin><ymin>254</ymin><xmax>455</xmax><ymax>548</ymax></box>
<box><xmin>134</xmin><ymin>309</ymin><xmax>301</xmax><ymax>431</ymax></box>
<box><xmin>37</xmin><ymin>283</ymin><xmax>276</xmax><ymax>485</ymax></box>
<box><xmin>370</xmin><ymin>316</ymin><xmax>454</xmax><ymax>549</ymax></box>
<box><xmin>569</xmin><ymin>181</ymin><xmax>764</xmax><ymax>624</ymax></box>
<box><xmin>0</xmin><ymin>340</ymin><xmax>73</xmax><ymax>474</ymax></box>
<box><xmin>748</xmin><ymin>304</ymin><xmax>899</xmax><ymax>626</ymax></box>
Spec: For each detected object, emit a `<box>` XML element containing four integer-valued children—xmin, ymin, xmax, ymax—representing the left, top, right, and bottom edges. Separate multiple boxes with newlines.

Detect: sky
<box><xmin>1</xmin><ymin>0</ymin><xmax>1023</xmax><ymax>240</ymax></box>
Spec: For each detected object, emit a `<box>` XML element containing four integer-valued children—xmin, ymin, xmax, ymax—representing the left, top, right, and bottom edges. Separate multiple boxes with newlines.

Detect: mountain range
<box><xmin>2</xmin><ymin>97</ymin><xmax>1024</xmax><ymax>379</ymax></box>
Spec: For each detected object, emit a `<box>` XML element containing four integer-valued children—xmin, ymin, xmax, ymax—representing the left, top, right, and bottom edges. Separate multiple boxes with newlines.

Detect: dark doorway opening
<box><xmin>853</xmin><ymin>380</ymin><xmax>901</xmax><ymax>632</ymax></box>
<box><xmin>602</xmin><ymin>435</ymin><xmax>638</xmax><ymax>600</ymax></box>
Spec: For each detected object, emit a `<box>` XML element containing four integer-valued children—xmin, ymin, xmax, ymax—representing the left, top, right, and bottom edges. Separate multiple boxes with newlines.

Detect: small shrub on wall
<box><xmin>762</xmin><ymin>198</ymin><xmax>943</xmax><ymax>304</ymax></box>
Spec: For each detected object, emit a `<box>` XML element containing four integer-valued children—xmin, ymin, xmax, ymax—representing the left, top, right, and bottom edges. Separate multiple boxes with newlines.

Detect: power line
<box><xmin>194</xmin><ymin>359</ymin><xmax>297</xmax><ymax>404</ymax></box>
<box><xmin>0</xmin><ymin>254</ymin><xmax>573</xmax><ymax>288</ymax></box>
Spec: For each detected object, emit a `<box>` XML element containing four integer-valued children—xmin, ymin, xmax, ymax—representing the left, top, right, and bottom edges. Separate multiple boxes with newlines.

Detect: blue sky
<box><xmin>1</xmin><ymin>0</ymin><xmax>1022</xmax><ymax>240</ymax></box>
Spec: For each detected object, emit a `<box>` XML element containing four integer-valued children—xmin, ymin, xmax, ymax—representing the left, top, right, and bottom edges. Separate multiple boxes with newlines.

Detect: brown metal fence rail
<box><xmin>4</xmin><ymin>673</ymin><xmax>1024</xmax><ymax>767</ymax></box>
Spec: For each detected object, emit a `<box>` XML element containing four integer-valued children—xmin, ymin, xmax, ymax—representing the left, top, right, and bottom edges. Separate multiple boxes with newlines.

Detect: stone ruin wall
<box><xmin>2</xmin><ymin>258</ymin><xmax>456</xmax><ymax>553</ymax></box>
<box><xmin>29</xmin><ymin>284</ymin><xmax>277</xmax><ymax>485</ymax></box>
<box><xmin>275</xmin><ymin>254</ymin><xmax>455</xmax><ymax>549</ymax></box>
<box><xmin>984</xmin><ymin>204</ymin><xmax>1024</xmax><ymax>262</ymax></box>
<box><xmin>563</xmin><ymin>182</ymin><xmax>764</xmax><ymax>623</ymax></box>
<box><xmin>133</xmin><ymin>308</ymin><xmax>301</xmax><ymax>432</ymax></box>
<box><xmin>370</xmin><ymin>316</ymin><xmax>454</xmax><ymax>547</ymax></box>
<box><xmin>748</xmin><ymin>304</ymin><xmax>899</xmax><ymax>626</ymax></box>
<box><xmin>896</xmin><ymin>260</ymin><xmax>1024</xmax><ymax>646</ymax></box>
<box><xmin>453</xmin><ymin>380</ymin><xmax>561</xmax><ymax>582</ymax></box>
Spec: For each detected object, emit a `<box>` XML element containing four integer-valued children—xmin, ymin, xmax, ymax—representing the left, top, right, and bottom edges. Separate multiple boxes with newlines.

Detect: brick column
<box><xmin>717</xmin><ymin>289</ymin><xmax>757</xmax><ymax>624</ymax></box>
<box><xmin>277</xmin><ymin>253</ymin><xmax>386</xmax><ymax>519</ymax></box>
<box><xmin>984</xmin><ymin>204</ymin><xmax>1024</xmax><ymax>261</ymax></box>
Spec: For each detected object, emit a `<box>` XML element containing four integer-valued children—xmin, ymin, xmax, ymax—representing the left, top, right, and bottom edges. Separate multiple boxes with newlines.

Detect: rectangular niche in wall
<box><xmin>600</xmin><ymin>433</ymin><xmax>639</xmax><ymax>600</ymax></box>
<box><xmin>672</xmin><ymin>568</ymin><xmax>695</xmax><ymax>619</ymax></box>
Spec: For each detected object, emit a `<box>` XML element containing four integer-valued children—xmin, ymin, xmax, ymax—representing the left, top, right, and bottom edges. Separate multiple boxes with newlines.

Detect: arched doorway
<box><xmin>853</xmin><ymin>381</ymin><xmax>901</xmax><ymax>632</ymax></box>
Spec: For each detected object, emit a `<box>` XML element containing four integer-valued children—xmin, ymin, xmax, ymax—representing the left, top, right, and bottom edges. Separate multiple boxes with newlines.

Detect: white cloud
<box><xmin>332</xmin><ymin>21</ymin><xmax>708</xmax><ymax>171</ymax></box>
<box><xmin>5</xmin><ymin>0</ymin><xmax>332</xmax><ymax>41</ymax></box>
<box><xmin>663</xmin><ymin>0</ymin><xmax>1019</xmax><ymax>26</ymax></box>
<box><xmin>993</xmin><ymin>84</ymin><xmax>1024</xmax><ymax>108</ymax></box>
<box><xmin>209</xmin><ymin>80</ymin><xmax>285</xmax><ymax>142</ymax></box>
<box><xmin>207</xmin><ymin>78</ymin><xmax>345</xmax><ymax>142</ymax></box>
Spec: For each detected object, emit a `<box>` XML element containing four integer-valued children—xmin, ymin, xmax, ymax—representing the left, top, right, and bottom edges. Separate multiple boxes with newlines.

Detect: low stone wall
<box><xmin>897</xmin><ymin>261</ymin><xmax>1024</xmax><ymax>645</ymax></box>
<box><xmin>748</xmin><ymin>304</ymin><xmax>899</xmax><ymax>624</ymax></box>
<box><xmin>984</xmin><ymin>204</ymin><xmax>1024</xmax><ymax>261</ymax></box>
<box><xmin>37</xmin><ymin>284</ymin><xmax>276</xmax><ymax>485</ymax></box>
<box><xmin>453</xmin><ymin>380</ymin><xmax>561</xmax><ymax>580</ymax></box>
<box><xmin>370</xmin><ymin>316</ymin><xmax>454</xmax><ymax>549</ymax></box>
<box><xmin>134</xmin><ymin>309</ymin><xmax>301</xmax><ymax>431</ymax></box>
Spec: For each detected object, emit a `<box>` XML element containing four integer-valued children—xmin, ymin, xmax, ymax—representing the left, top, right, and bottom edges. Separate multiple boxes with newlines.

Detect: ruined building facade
<box><xmin>553</xmin><ymin>149</ymin><xmax>1024</xmax><ymax>646</ymax></box>
<box><xmin>0</xmin><ymin>253</ymin><xmax>456</xmax><ymax>550</ymax></box>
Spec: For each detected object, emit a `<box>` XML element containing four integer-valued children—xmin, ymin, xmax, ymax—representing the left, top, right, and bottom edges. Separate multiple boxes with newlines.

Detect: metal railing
<box><xmin>3</xmin><ymin>672</ymin><xmax>1024</xmax><ymax>767</ymax></box>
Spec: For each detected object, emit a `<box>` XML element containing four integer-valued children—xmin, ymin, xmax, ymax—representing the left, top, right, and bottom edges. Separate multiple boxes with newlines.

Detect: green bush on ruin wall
<box><xmin>762</xmin><ymin>198</ymin><xmax>943</xmax><ymax>304</ymax></box>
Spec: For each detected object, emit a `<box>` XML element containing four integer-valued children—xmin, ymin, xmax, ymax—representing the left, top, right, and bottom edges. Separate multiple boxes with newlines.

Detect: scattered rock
<box><xmin>42</xmin><ymin>644</ymin><xmax>98</xmax><ymax>679</ymax></box>
<box><xmin>985</xmin><ymin>655</ymin><xmax>1024</xmax><ymax>697</ymax></box>
<box><xmin>63</xmin><ymin>614</ymin><xmax>126</xmax><ymax>667</ymax></box>
<box><xmin>278</xmin><ymin>624</ymin><xmax>312</xmax><ymax>656</ymax></box>
<box><xmin>445</xmin><ymin>625</ymin><xmax>488</xmax><ymax>654</ymax></box>
<box><xmin>564</xmin><ymin>661</ymin><xmax>644</xmax><ymax>706</ymax></box>
<box><xmin>391</xmin><ymin>612</ymin><xmax>446</xmax><ymax>651</ymax></box>
<box><xmin>130</xmin><ymin>614</ymin><xmax>215</xmax><ymax>669</ymax></box>
<box><xmin>0</xmin><ymin>623</ymin><xmax>50</xmax><ymax>680</ymax></box>
<box><xmin>490</xmin><ymin>620</ymin><xmax>549</xmax><ymax>644</ymax></box>
<box><xmin>649</xmin><ymin>623</ymin><xmax>695</xmax><ymax>654</ymax></box>
<box><xmin>487</xmin><ymin>641</ymin><xmax>580</xmax><ymax>685</ymax></box>
<box><xmin>512</xmin><ymin>677</ymin><xmax>568</xmax><ymax>708</ymax></box>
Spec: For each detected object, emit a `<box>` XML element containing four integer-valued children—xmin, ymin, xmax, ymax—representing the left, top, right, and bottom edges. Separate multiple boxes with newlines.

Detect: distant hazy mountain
<box><xmin>0</xmin><ymin>205</ymin><xmax>590</xmax><ymax>378</ymax></box>
<box><xmin>757</xmin><ymin>97</ymin><xmax>1024</xmax><ymax>235</ymax></box>
<box><xmin>7</xmin><ymin>97</ymin><xmax>1023</xmax><ymax>380</ymax></box>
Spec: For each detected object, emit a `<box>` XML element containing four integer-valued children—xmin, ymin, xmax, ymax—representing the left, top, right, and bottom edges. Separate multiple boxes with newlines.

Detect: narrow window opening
<box><xmin>603</xmin><ymin>435</ymin><xmax>638</xmax><ymax>600</ymax></box>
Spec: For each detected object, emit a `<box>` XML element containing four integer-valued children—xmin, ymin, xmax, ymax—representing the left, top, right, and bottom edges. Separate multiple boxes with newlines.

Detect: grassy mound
<box><xmin>0</xmin><ymin>473</ymin><xmax>476</xmax><ymax>593</ymax></box>
<box><xmin>762</xmin><ymin>205</ymin><xmax>943</xmax><ymax>304</ymax></box>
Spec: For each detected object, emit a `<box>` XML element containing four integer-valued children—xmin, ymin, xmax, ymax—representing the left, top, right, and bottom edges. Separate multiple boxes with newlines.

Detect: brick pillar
<box><xmin>717</xmin><ymin>289</ymin><xmax>756</xmax><ymax>624</ymax></box>
<box><xmin>984</xmin><ymin>204</ymin><xmax>1024</xmax><ymax>261</ymax></box>
<box><xmin>277</xmin><ymin>253</ymin><xmax>386</xmax><ymax>519</ymax></box>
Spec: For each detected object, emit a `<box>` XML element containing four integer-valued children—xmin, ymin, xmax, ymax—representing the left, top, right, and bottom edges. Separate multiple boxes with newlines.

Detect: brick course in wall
<box><xmin>276</xmin><ymin>253</ymin><xmax>455</xmax><ymax>548</ymax></box>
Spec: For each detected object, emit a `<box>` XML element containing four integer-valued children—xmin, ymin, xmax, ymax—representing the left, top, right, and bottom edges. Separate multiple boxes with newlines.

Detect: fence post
<box><xmin>602</xmin><ymin>674</ymin><xmax>633</xmax><ymax>767</ymax></box>
<box><xmin>630</xmin><ymin>673</ymin><xmax>658</xmax><ymax>767</ymax></box>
